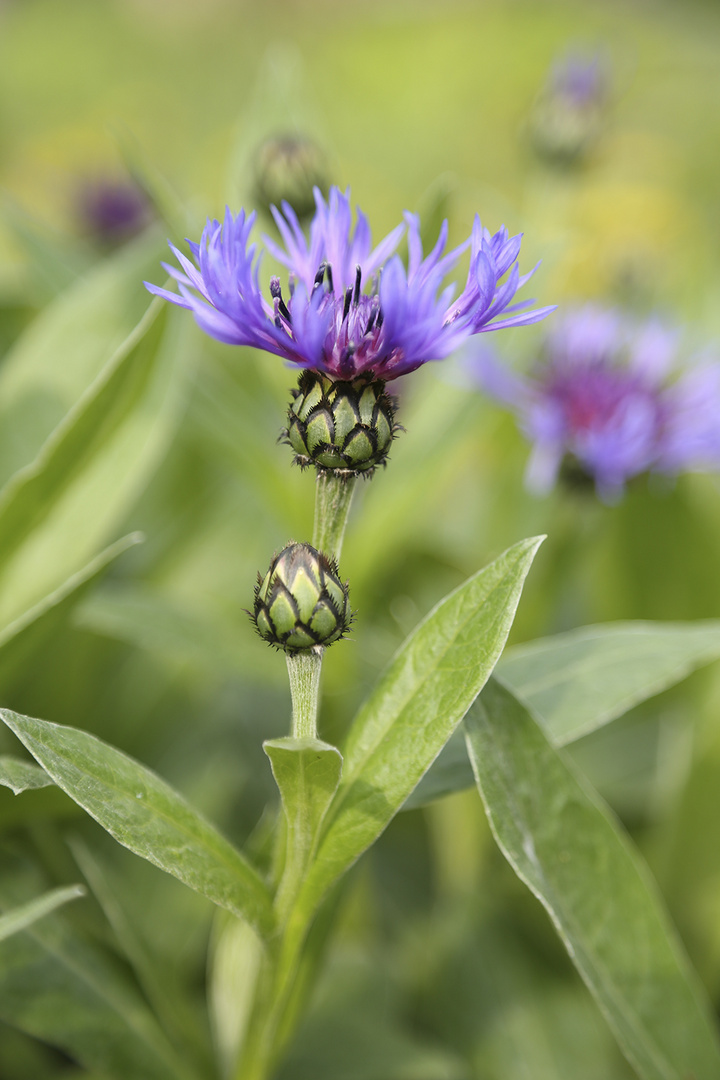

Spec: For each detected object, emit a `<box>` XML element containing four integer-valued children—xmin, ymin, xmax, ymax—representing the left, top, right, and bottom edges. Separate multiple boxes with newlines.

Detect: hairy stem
<box><xmin>285</xmin><ymin>649</ymin><xmax>323</xmax><ymax>740</ymax></box>
<box><xmin>312</xmin><ymin>472</ymin><xmax>357</xmax><ymax>561</ymax></box>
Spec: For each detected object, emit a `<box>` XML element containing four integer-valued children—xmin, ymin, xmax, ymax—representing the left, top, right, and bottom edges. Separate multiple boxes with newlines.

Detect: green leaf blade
<box><xmin>466</xmin><ymin>678</ymin><xmax>720</xmax><ymax>1080</ymax></box>
<box><xmin>264</xmin><ymin>737</ymin><xmax>343</xmax><ymax>921</ymax></box>
<box><xmin>408</xmin><ymin>619</ymin><xmax>720</xmax><ymax>807</ymax></box>
<box><xmin>0</xmin><ymin>710</ymin><xmax>275</xmax><ymax>939</ymax></box>
<box><xmin>0</xmin><ymin>755</ymin><xmax>54</xmax><ymax>794</ymax></box>
<box><xmin>498</xmin><ymin>619</ymin><xmax>720</xmax><ymax>745</ymax></box>
<box><xmin>295</xmin><ymin>536</ymin><xmax>544</xmax><ymax>927</ymax></box>
<box><xmin>0</xmin><ymin>858</ymin><xmax>198</xmax><ymax>1080</ymax></box>
<box><xmin>0</xmin><ymin>884</ymin><xmax>84</xmax><ymax>942</ymax></box>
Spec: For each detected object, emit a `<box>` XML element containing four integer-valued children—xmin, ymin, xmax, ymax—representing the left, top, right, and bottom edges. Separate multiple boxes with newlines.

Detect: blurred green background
<box><xmin>1</xmin><ymin>0</ymin><xmax>720</xmax><ymax>1077</ymax></box>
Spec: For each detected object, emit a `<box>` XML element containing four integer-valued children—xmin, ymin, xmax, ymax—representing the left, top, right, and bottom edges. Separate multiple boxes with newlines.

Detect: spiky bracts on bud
<box><xmin>284</xmin><ymin>370</ymin><xmax>397</xmax><ymax>476</ymax></box>
<box><xmin>251</xmin><ymin>542</ymin><xmax>351</xmax><ymax>652</ymax></box>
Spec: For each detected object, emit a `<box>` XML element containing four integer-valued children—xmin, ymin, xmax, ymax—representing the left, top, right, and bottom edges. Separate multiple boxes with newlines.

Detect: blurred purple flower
<box><xmin>549</xmin><ymin>50</ymin><xmax>608</xmax><ymax>109</ymax></box>
<box><xmin>529</xmin><ymin>48</ymin><xmax>609</xmax><ymax>164</ymax></box>
<box><xmin>145</xmin><ymin>186</ymin><xmax>554</xmax><ymax>381</ymax></box>
<box><xmin>76</xmin><ymin>178</ymin><xmax>152</xmax><ymax>245</ymax></box>
<box><xmin>471</xmin><ymin>305</ymin><xmax>720</xmax><ymax>501</ymax></box>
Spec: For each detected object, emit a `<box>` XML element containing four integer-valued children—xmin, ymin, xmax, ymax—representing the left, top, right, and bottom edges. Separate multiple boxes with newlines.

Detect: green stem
<box><xmin>285</xmin><ymin>649</ymin><xmax>323</xmax><ymax>739</ymax></box>
<box><xmin>238</xmin><ymin>474</ymin><xmax>359</xmax><ymax>1080</ymax></box>
<box><xmin>312</xmin><ymin>472</ymin><xmax>358</xmax><ymax>560</ymax></box>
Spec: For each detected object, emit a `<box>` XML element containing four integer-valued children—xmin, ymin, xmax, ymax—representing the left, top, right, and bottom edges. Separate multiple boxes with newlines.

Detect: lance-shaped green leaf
<box><xmin>0</xmin><ymin>533</ymin><xmax>142</xmax><ymax>692</ymax></box>
<box><xmin>408</xmin><ymin>620</ymin><xmax>720</xmax><ymax>808</ymax></box>
<box><xmin>289</xmin><ymin>537</ymin><xmax>543</xmax><ymax>937</ymax></box>
<box><xmin>0</xmin><ymin>299</ymin><xmax>185</xmax><ymax>633</ymax></box>
<box><xmin>0</xmin><ymin>710</ymin><xmax>275</xmax><ymax>939</ymax></box>
<box><xmin>465</xmin><ymin>678</ymin><xmax>720</xmax><ymax>1080</ymax></box>
<box><xmin>0</xmin><ymin>755</ymin><xmax>53</xmax><ymax>794</ymax></box>
<box><xmin>498</xmin><ymin>619</ymin><xmax>720</xmax><ymax>745</ymax></box>
<box><xmin>0</xmin><ymin>884</ymin><xmax>84</xmax><ymax>942</ymax></box>
<box><xmin>264</xmin><ymin>737</ymin><xmax>343</xmax><ymax>919</ymax></box>
<box><xmin>0</xmin><ymin>231</ymin><xmax>164</xmax><ymax>487</ymax></box>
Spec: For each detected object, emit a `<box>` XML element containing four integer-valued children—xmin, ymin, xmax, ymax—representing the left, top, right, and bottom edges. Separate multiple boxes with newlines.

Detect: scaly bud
<box><xmin>251</xmin><ymin>542</ymin><xmax>351</xmax><ymax>652</ymax></box>
<box><xmin>284</xmin><ymin>370</ymin><xmax>397</xmax><ymax>477</ymax></box>
<box><xmin>252</xmin><ymin>134</ymin><xmax>328</xmax><ymax>223</ymax></box>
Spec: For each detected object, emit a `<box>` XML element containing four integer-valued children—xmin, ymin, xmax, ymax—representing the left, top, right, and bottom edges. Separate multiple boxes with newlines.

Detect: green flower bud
<box><xmin>251</xmin><ymin>542</ymin><xmax>351</xmax><ymax>652</ymax></box>
<box><xmin>252</xmin><ymin>135</ymin><xmax>328</xmax><ymax>223</ymax></box>
<box><xmin>284</xmin><ymin>371</ymin><xmax>397</xmax><ymax>477</ymax></box>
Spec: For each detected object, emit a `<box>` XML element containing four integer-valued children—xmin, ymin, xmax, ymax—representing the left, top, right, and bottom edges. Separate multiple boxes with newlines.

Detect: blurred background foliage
<box><xmin>0</xmin><ymin>0</ymin><xmax>719</xmax><ymax>1076</ymax></box>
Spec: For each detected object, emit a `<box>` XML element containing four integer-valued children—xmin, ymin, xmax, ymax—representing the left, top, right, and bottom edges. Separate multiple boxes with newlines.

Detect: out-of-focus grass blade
<box><xmin>0</xmin><ymin>533</ymin><xmax>142</xmax><ymax>690</ymax></box>
<box><xmin>112</xmin><ymin>124</ymin><xmax>196</xmax><ymax>241</ymax></box>
<box><xmin>0</xmin><ymin>860</ymin><xmax>200</xmax><ymax>1080</ymax></box>
<box><xmin>0</xmin><ymin>230</ymin><xmax>165</xmax><ymax>486</ymax></box>
<box><xmin>466</xmin><ymin>678</ymin><xmax>720</xmax><ymax>1080</ymax></box>
<box><xmin>0</xmin><ymin>884</ymin><xmax>84</xmax><ymax>942</ymax></box>
<box><xmin>0</xmin><ymin>300</ymin><xmax>187</xmax><ymax>632</ymax></box>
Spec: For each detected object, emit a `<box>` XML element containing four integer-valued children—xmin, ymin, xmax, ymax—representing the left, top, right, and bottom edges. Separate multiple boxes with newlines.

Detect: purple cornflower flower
<box><xmin>76</xmin><ymin>178</ymin><xmax>152</xmax><ymax>246</ymax></box>
<box><xmin>549</xmin><ymin>50</ymin><xmax>608</xmax><ymax>109</ymax></box>
<box><xmin>145</xmin><ymin>186</ymin><xmax>554</xmax><ymax>382</ymax></box>
<box><xmin>472</xmin><ymin>305</ymin><xmax>720</xmax><ymax>502</ymax></box>
<box><xmin>529</xmin><ymin>48</ymin><xmax>609</xmax><ymax>163</ymax></box>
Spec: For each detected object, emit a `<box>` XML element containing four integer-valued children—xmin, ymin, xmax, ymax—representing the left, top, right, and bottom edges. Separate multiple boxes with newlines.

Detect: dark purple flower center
<box><xmin>270</xmin><ymin>262</ymin><xmax>389</xmax><ymax>376</ymax></box>
<box><xmin>545</xmin><ymin>363</ymin><xmax>659</xmax><ymax>434</ymax></box>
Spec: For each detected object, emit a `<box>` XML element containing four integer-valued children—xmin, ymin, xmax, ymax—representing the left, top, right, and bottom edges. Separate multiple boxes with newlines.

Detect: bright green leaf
<box><xmin>264</xmin><ymin>737</ymin><xmax>343</xmax><ymax>918</ymax></box>
<box><xmin>465</xmin><ymin>678</ymin><xmax>720</xmax><ymax>1080</ymax></box>
<box><xmin>0</xmin><ymin>884</ymin><xmax>84</xmax><ymax>942</ymax></box>
<box><xmin>288</xmin><ymin>537</ymin><xmax>543</xmax><ymax>945</ymax></box>
<box><xmin>0</xmin><ymin>709</ymin><xmax>275</xmax><ymax>939</ymax></box>
<box><xmin>409</xmin><ymin>620</ymin><xmax>720</xmax><ymax>807</ymax></box>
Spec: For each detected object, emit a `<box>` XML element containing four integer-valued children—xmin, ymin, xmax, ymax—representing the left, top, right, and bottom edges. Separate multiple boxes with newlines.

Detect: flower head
<box><xmin>528</xmin><ymin>49</ymin><xmax>609</xmax><ymax>164</ymax></box>
<box><xmin>472</xmin><ymin>304</ymin><xmax>720</xmax><ymax>501</ymax></box>
<box><xmin>145</xmin><ymin>186</ymin><xmax>554</xmax><ymax>382</ymax></box>
<box><xmin>548</xmin><ymin>50</ymin><xmax>608</xmax><ymax>109</ymax></box>
<box><xmin>251</xmin><ymin>542</ymin><xmax>351</xmax><ymax>653</ymax></box>
<box><xmin>76</xmin><ymin>177</ymin><xmax>152</xmax><ymax>246</ymax></box>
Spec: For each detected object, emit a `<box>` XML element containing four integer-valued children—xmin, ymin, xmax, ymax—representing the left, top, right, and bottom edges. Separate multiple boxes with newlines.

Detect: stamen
<box><xmin>312</xmin><ymin>263</ymin><xmax>326</xmax><ymax>297</ymax></box>
<box><xmin>343</xmin><ymin>287</ymin><xmax>352</xmax><ymax>322</ymax></box>
<box><xmin>376</xmin><ymin>307</ymin><xmax>384</xmax><ymax>329</ymax></box>
<box><xmin>365</xmin><ymin>297</ymin><xmax>380</xmax><ymax>335</ymax></box>
<box><xmin>269</xmin><ymin>277</ymin><xmax>291</xmax><ymax>323</ymax></box>
<box><xmin>326</xmin><ymin>263</ymin><xmax>334</xmax><ymax>293</ymax></box>
<box><xmin>340</xmin><ymin>341</ymin><xmax>356</xmax><ymax>375</ymax></box>
<box><xmin>353</xmin><ymin>264</ymin><xmax>362</xmax><ymax>306</ymax></box>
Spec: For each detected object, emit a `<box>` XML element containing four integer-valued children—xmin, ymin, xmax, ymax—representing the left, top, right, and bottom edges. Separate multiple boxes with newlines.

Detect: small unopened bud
<box><xmin>284</xmin><ymin>371</ymin><xmax>397</xmax><ymax>477</ymax></box>
<box><xmin>527</xmin><ymin>51</ymin><xmax>608</xmax><ymax>165</ymax></box>
<box><xmin>251</xmin><ymin>543</ymin><xmax>351</xmax><ymax>652</ymax></box>
<box><xmin>253</xmin><ymin>134</ymin><xmax>328</xmax><ymax>223</ymax></box>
